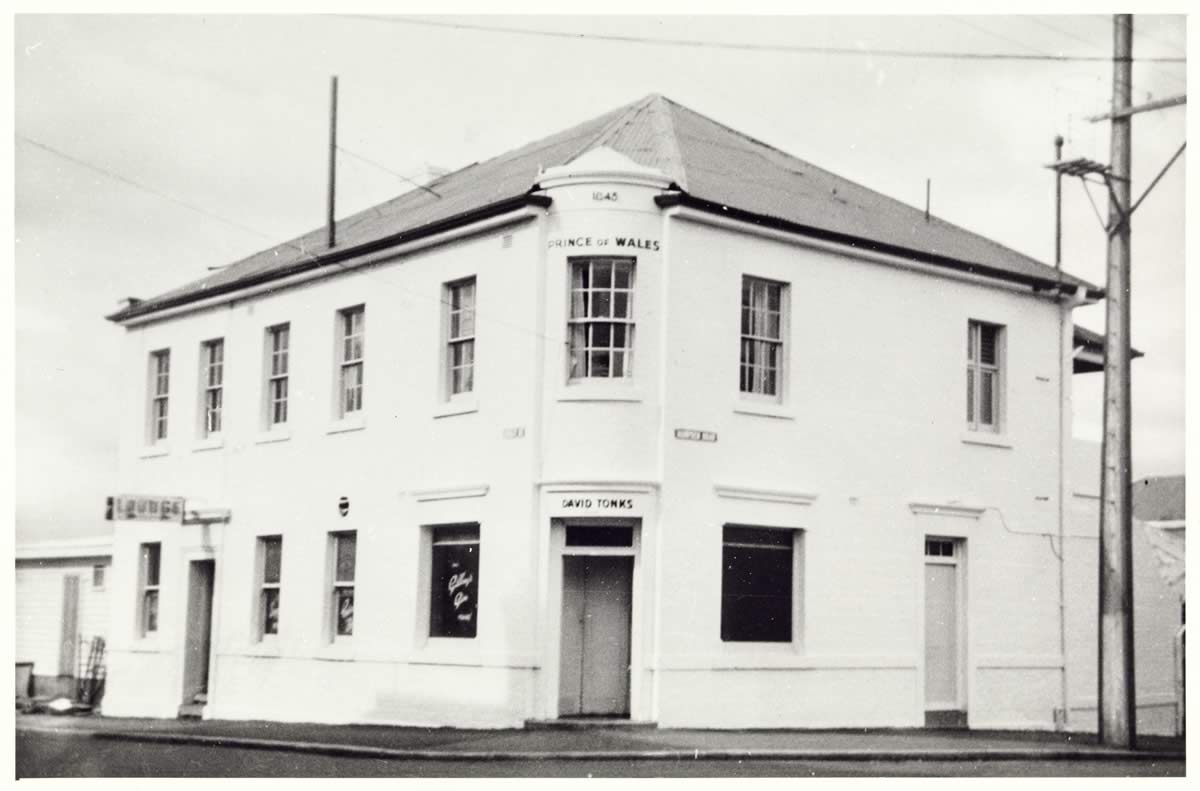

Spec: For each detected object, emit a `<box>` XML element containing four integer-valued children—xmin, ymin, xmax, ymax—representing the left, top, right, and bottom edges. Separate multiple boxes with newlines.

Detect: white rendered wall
<box><xmin>107</xmin><ymin>216</ymin><xmax>547</xmax><ymax>726</ymax></box>
<box><xmin>652</xmin><ymin>215</ymin><xmax>1070</xmax><ymax>729</ymax></box>
<box><xmin>104</xmin><ymin>174</ymin><xmax>1116</xmax><ymax>730</ymax></box>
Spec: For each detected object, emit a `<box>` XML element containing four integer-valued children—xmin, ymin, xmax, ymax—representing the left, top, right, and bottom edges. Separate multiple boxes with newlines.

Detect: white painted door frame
<box><xmin>922</xmin><ymin>536</ymin><xmax>967</xmax><ymax>714</ymax></box>
<box><xmin>542</xmin><ymin>518</ymin><xmax>645</xmax><ymax>721</ymax></box>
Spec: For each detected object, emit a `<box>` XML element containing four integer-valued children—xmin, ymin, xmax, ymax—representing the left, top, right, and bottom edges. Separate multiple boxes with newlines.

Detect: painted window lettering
<box><xmin>430</xmin><ymin>524</ymin><xmax>480</xmax><ymax>638</ymax></box>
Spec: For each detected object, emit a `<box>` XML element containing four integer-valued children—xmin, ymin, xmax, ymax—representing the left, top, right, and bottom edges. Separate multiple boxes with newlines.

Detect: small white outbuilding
<box><xmin>15</xmin><ymin>536</ymin><xmax>113</xmax><ymax>698</ymax></box>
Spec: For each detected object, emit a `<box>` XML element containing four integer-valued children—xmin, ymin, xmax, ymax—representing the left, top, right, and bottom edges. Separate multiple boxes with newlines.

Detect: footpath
<box><xmin>16</xmin><ymin>714</ymin><xmax>1186</xmax><ymax>763</ymax></box>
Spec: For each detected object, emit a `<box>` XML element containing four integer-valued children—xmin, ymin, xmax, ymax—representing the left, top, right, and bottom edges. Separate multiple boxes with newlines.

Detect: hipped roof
<box><xmin>108</xmin><ymin>94</ymin><xmax>1102</xmax><ymax>323</ymax></box>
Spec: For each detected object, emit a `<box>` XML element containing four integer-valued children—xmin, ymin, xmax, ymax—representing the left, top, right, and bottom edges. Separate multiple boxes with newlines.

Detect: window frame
<box><xmin>147</xmin><ymin>349</ymin><xmax>171</xmax><ymax>444</ymax></box>
<box><xmin>966</xmin><ymin>320</ymin><xmax>1004</xmax><ymax>433</ymax></box>
<box><xmin>329</xmin><ymin>531</ymin><xmax>357</xmax><ymax>641</ymax></box>
<box><xmin>428</xmin><ymin>524</ymin><xmax>481</xmax><ymax>640</ymax></box>
<box><xmin>336</xmin><ymin>305</ymin><xmax>365</xmax><ymax>418</ymax></box>
<box><xmin>444</xmin><ymin>277</ymin><xmax>477</xmax><ymax>399</ymax></box>
<box><xmin>719</xmin><ymin>524</ymin><xmax>803</xmax><ymax>645</ymax></box>
<box><xmin>256</xmin><ymin>535</ymin><xmax>283</xmax><ymax>641</ymax></box>
<box><xmin>567</xmin><ymin>257</ymin><xmax>636</xmax><ymax>382</ymax></box>
<box><xmin>739</xmin><ymin>276</ymin><xmax>788</xmax><ymax>402</ymax></box>
<box><xmin>264</xmin><ymin>323</ymin><xmax>290</xmax><ymax>428</ymax></box>
<box><xmin>138</xmin><ymin>542</ymin><xmax>161</xmax><ymax>637</ymax></box>
<box><xmin>199</xmin><ymin>338</ymin><xmax>224</xmax><ymax>438</ymax></box>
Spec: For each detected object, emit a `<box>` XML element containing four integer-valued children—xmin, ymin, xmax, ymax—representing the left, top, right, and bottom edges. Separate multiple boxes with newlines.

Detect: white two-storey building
<box><xmin>103</xmin><ymin>94</ymin><xmax>1133</xmax><ymax>730</ymax></box>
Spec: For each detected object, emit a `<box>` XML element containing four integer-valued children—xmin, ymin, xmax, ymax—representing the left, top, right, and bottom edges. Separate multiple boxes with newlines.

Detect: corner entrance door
<box><xmin>924</xmin><ymin>538</ymin><xmax>965</xmax><ymax>728</ymax></box>
<box><xmin>182</xmin><ymin>560</ymin><xmax>215</xmax><ymax>707</ymax></box>
<box><xmin>559</xmin><ymin>555</ymin><xmax>633</xmax><ymax>717</ymax></box>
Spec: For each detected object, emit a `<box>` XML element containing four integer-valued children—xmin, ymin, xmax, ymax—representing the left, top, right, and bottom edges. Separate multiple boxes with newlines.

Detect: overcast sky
<box><xmin>12</xmin><ymin>12</ymin><xmax>1187</xmax><ymax>542</ymax></box>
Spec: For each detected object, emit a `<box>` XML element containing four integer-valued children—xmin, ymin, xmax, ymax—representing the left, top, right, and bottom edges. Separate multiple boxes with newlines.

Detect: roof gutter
<box><xmin>108</xmin><ymin>193</ymin><xmax>554</xmax><ymax>325</ymax></box>
<box><xmin>655</xmin><ymin>192</ymin><xmax>1105</xmax><ymax>301</ymax></box>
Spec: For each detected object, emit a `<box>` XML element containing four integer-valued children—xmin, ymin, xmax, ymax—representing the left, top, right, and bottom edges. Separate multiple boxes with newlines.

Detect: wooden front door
<box><xmin>559</xmin><ymin>555</ymin><xmax>633</xmax><ymax>717</ymax></box>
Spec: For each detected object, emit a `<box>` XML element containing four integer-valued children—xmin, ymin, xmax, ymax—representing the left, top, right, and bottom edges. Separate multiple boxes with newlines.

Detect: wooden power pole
<box><xmin>1097</xmin><ymin>13</ymin><xmax>1136</xmax><ymax>750</ymax></box>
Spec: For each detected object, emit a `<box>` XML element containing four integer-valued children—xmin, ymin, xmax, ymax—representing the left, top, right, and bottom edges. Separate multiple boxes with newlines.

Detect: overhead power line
<box><xmin>337</xmin><ymin>14</ymin><xmax>1186</xmax><ymax>63</ymax></box>
<box><xmin>336</xmin><ymin>146</ymin><xmax>442</xmax><ymax>198</ymax></box>
<box><xmin>17</xmin><ymin>134</ymin><xmax>275</xmax><ymax>244</ymax></box>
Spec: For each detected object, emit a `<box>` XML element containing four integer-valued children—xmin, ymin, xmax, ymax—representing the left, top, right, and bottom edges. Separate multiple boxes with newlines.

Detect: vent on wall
<box><xmin>502</xmin><ymin>234</ymin><xmax>513</xmax><ymax>249</ymax></box>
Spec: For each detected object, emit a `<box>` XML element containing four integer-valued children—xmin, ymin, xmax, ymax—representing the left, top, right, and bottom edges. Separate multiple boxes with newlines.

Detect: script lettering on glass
<box><xmin>430</xmin><ymin>528</ymin><xmax>479</xmax><ymax>639</ymax></box>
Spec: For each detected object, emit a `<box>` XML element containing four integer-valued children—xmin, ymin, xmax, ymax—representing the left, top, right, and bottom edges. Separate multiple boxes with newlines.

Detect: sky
<box><xmin>11</xmin><ymin>11</ymin><xmax>1188</xmax><ymax>542</ymax></box>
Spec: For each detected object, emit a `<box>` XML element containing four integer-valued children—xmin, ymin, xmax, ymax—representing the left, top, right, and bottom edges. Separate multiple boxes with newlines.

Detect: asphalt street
<box><xmin>16</xmin><ymin>731</ymin><xmax>1186</xmax><ymax>778</ymax></box>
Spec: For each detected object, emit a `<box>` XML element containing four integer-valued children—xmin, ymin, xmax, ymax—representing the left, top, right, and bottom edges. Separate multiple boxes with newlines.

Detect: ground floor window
<box><xmin>720</xmin><ymin>525</ymin><xmax>799</xmax><ymax>643</ymax></box>
<box><xmin>257</xmin><ymin>536</ymin><xmax>282</xmax><ymax>638</ymax></box>
<box><xmin>139</xmin><ymin>543</ymin><xmax>161</xmax><ymax>636</ymax></box>
<box><xmin>430</xmin><ymin>524</ymin><xmax>479</xmax><ymax>638</ymax></box>
<box><xmin>330</xmin><ymin>531</ymin><xmax>356</xmax><ymax>638</ymax></box>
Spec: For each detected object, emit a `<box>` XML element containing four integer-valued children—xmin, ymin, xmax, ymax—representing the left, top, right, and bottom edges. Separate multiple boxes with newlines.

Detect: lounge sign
<box><xmin>107</xmin><ymin>495</ymin><xmax>185</xmax><ymax>522</ymax></box>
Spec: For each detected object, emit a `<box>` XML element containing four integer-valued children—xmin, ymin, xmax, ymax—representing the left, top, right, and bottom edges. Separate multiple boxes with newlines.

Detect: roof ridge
<box><xmin>651</xmin><ymin>96</ymin><xmax>688</xmax><ymax>191</ymax></box>
<box><xmin>562</xmin><ymin>93</ymin><xmax>657</xmax><ymax>167</ymax></box>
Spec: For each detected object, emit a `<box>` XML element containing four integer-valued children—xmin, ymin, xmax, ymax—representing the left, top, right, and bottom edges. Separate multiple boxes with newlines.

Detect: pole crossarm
<box><xmin>1087</xmin><ymin>94</ymin><xmax>1186</xmax><ymax>122</ymax></box>
<box><xmin>1056</xmin><ymin>142</ymin><xmax>1184</xmax><ymax>237</ymax></box>
<box><xmin>1045</xmin><ymin>157</ymin><xmax>1111</xmax><ymax>178</ymax></box>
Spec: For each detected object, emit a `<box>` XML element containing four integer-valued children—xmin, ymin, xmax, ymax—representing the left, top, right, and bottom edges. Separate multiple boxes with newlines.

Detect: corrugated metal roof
<box><xmin>109</xmin><ymin>94</ymin><xmax>1101</xmax><ymax>322</ymax></box>
<box><xmin>1071</xmin><ymin>323</ymin><xmax>1144</xmax><ymax>374</ymax></box>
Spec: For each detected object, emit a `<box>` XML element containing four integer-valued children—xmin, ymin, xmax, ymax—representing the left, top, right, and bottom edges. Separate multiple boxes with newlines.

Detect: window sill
<box><xmin>434</xmin><ymin>398</ymin><xmax>479</xmax><ymax>419</ymax></box>
<box><xmin>961</xmin><ymin>431</ymin><xmax>1013</xmax><ymax>449</ymax></box>
<box><xmin>255</xmin><ymin>427</ymin><xmax>292</xmax><ymax>445</ymax></box>
<box><xmin>327</xmin><ymin>414</ymin><xmax>366</xmax><ymax>434</ymax></box>
<box><xmin>558</xmin><ymin>382</ymin><xmax>643</xmax><ymax>403</ymax></box>
<box><xmin>409</xmin><ymin>636</ymin><xmax>480</xmax><ymax>665</ymax></box>
<box><xmin>406</xmin><ymin>640</ymin><xmax>537</xmax><ymax>668</ymax></box>
<box><xmin>138</xmin><ymin>445</ymin><xmax>171</xmax><ymax>459</ymax></box>
<box><xmin>733</xmin><ymin>400</ymin><xmax>794</xmax><ymax>420</ymax></box>
<box><xmin>244</xmin><ymin>639</ymin><xmax>280</xmax><ymax>657</ymax></box>
<box><xmin>129</xmin><ymin>637</ymin><xmax>163</xmax><ymax>653</ymax></box>
<box><xmin>192</xmin><ymin>436</ymin><xmax>224</xmax><ymax>452</ymax></box>
<box><xmin>314</xmin><ymin>642</ymin><xmax>356</xmax><ymax>662</ymax></box>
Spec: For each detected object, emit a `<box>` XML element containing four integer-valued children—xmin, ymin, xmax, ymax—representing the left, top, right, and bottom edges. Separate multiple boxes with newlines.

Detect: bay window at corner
<box><xmin>567</xmin><ymin>257</ymin><xmax>635</xmax><ymax>381</ymax></box>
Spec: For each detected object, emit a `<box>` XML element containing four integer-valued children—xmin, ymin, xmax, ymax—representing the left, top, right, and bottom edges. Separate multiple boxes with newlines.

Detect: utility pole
<box><xmin>1053</xmin><ymin>133</ymin><xmax>1068</xmax><ymax>732</ymax></box>
<box><xmin>327</xmin><ymin>75</ymin><xmax>339</xmax><ymax>249</ymax></box>
<box><xmin>1097</xmin><ymin>13</ymin><xmax>1135</xmax><ymax>750</ymax></box>
<box><xmin>1054</xmin><ymin>136</ymin><xmax>1064</xmax><ymax>269</ymax></box>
